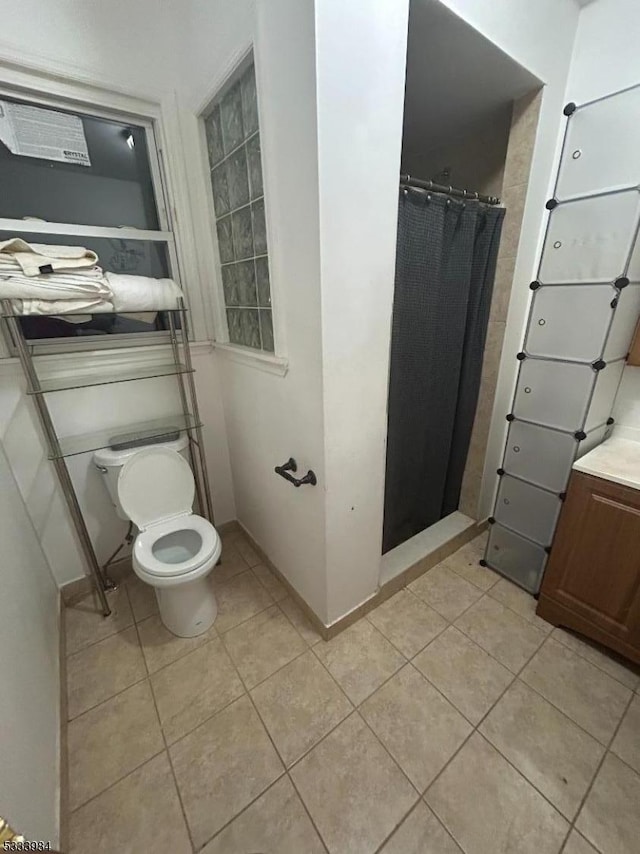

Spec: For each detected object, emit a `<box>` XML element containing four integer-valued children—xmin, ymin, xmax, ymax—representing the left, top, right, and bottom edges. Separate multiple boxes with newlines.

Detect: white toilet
<box><xmin>94</xmin><ymin>439</ymin><xmax>221</xmax><ymax>637</ymax></box>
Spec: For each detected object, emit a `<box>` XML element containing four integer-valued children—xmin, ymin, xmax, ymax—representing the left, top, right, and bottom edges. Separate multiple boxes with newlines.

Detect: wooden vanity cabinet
<box><xmin>537</xmin><ymin>470</ymin><xmax>640</xmax><ymax>665</ymax></box>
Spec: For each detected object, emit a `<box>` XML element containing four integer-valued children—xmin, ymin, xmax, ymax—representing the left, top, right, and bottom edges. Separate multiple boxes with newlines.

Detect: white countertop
<box><xmin>573</xmin><ymin>435</ymin><xmax>640</xmax><ymax>490</ymax></box>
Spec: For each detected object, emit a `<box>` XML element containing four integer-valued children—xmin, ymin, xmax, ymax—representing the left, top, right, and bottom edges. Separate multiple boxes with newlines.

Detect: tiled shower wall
<box><xmin>459</xmin><ymin>88</ymin><xmax>543</xmax><ymax>518</ymax></box>
<box><xmin>484</xmin><ymin>83</ymin><xmax>640</xmax><ymax>593</ymax></box>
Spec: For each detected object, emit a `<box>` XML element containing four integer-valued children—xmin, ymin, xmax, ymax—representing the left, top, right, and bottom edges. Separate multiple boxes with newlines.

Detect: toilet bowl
<box><xmin>117</xmin><ymin>446</ymin><xmax>221</xmax><ymax>637</ymax></box>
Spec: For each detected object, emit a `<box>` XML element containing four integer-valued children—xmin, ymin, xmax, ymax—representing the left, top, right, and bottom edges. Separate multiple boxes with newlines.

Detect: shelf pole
<box><xmin>167</xmin><ymin>307</ymin><xmax>206</xmax><ymax>518</ymax></box>
<box><xmin>176</xmin><ymin>299</ymin><xmax>216</xmax><ymax>524</ymax></box>
<box><xmin>2</xmin><ymin>301</ymin><xmax>112</xmax><ymax>617</ymax></box>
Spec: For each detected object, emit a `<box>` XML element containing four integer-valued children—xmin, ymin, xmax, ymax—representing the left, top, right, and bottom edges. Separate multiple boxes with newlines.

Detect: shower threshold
<box><xmin>379</xmin><ymin>511</ymin><xmax>477</xmax><ymax>587</ymax></box>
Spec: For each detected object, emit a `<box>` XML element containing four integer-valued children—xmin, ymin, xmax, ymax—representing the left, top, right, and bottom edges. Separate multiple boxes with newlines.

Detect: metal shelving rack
<box><xmin>1</xmin><ymin>297</ymin><xmax>215</xmax><ymax>617</ymax></box>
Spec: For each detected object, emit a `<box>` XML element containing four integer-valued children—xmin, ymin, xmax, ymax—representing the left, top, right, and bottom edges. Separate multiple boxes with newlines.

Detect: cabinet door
<box><xmin>541</xmin><ymin>472</ymin><xmax>640</xmax><ymax>644</ymax></box>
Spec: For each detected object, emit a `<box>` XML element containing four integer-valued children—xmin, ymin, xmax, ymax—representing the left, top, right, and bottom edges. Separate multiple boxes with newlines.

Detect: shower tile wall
<box><xmin>459</xmin><ymin>89</ymin><xmax>543</xmax><ymax>518</ymax></box>
<box><xmin>205</xmin><ymin>61</ymin><xmax>274</xmax><ymax>352</ymax></box>
<box><xmin>485</xmin><ymin>84</ymin><xmax>640</xmax><ymax>594</ymax></box>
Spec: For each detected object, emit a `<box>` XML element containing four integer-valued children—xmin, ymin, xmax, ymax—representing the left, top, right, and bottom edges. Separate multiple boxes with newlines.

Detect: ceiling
<box><xmin>402</xmin><ymin>0</ymin><xmax>540</xmax><ymax>157</ymax></box>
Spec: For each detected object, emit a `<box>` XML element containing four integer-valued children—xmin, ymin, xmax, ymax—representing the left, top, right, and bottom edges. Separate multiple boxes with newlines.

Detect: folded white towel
<box><xmin>106</xmin><ymin>273</ymin><xmax>183</xmax><ymax>311</ymax></box>
<box><xmin>13</xmin><ymin>298</ymin><xmax>115</xmax><ymax>315</ymax></box>
<box><xmin>0</xmin><ymin>238</ymin><xmax>99</xmax><ymax>276</ymax></box>
<box><xmin>0</xmin><ymin>274</ymin><xmax>112</xmax><ymax>302</ymax></box>
<box><xmin>0</xmin><ymin>259</ymin><xmax>105</xmax><ymax>281</ymax></box>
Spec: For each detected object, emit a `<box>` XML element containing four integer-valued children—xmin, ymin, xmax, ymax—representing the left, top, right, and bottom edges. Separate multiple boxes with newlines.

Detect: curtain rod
<box><xmin>400</xmin><ymin>173</ymin><xmax>501</xmax><ymax>206</ymax></box>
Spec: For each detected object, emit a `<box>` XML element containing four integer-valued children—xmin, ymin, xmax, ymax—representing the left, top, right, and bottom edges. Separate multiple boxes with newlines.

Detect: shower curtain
<box><xmin>382</xmin><ymin>188</ymin><xmax>505</xmax><ymax>554</ymax></box>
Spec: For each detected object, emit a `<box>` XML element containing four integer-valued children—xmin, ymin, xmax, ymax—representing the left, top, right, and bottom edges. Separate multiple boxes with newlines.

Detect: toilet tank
<box><xmin>93</xmin><ymin>433</ymin><xmax>190</xmax><ymax>521</ymax></box>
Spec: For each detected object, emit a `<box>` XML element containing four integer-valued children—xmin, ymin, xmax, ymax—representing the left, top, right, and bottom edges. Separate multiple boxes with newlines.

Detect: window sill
<box><xmin>214</xmin><ymin>342</ymin><xmax>289</xmax><ymax>376</ymax></box>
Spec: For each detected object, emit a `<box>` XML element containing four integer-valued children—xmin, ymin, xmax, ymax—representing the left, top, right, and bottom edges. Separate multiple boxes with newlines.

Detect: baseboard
<box><xmin>60</xmin><ymin>556</ymin><xmax>133</xmax><ymax>605</ymax></box>
<box><xmin>234</xmin><ymin>523</ymin><xmax>330</xmax><ymax>641</ymax></box>
<box><xmin>58</xmin><ymin>594</ymin><xmax>68</xmax><ymax>854</ymax></box>
<box><xmin>236</xmin><ymin>518</ymin><xmax>487</xmax><ymax>642</ymax></box>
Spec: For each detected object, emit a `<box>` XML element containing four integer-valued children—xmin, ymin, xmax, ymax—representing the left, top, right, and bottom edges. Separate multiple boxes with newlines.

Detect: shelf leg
<box><xmin>2</xmin><ymin>301</ymin><xmax>112</xmax><ymax>617</ymax></box>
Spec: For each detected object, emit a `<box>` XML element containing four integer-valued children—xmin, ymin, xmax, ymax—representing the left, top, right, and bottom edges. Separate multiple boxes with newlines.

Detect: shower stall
<box><xmin>383</xmin><ymin>175</ymin><xmax>505</xmax><ymax>553</ymax></box>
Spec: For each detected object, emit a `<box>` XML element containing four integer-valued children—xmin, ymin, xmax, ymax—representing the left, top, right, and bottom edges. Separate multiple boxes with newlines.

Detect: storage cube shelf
<box><xmin>486</xmin><ymin>83</ymin><xmax>640</xmax><ymax>593</ymax></box>
<box><xmin>494</xmin><ymin>475</ymin><xmax>562</xmax><ymax>546</ymax></box>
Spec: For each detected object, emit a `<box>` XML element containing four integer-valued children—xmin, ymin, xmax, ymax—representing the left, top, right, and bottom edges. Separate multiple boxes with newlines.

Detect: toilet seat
<box><xmin>118</xmin><ymin>446</ymin><xmax>220</xmax><ymax>583</ymax></box>
<box><xmin>134</xmin><ymin>514</ymin><xmax>218</xmax><ymax>579</ymax></box>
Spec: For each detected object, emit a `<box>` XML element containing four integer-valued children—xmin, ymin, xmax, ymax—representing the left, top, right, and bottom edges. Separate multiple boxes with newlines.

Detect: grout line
<box><xmin>558</xmin><ymin>689</ymin><xmax>637</xmax><ymax>853</ymax></box>
<box><xmin>549</xmin><ymin>627</ymin><xmax>640</xmax><ymax>691</ymax></box>
<box><xmin>286</xmin><ymin>771</ymin><xmax>331</xmax><ymax>854</ymax></box>
<box><xmin>518</xmin><ymin>635</ymin><xmax>634</xmax><ymax>747</ymax></box>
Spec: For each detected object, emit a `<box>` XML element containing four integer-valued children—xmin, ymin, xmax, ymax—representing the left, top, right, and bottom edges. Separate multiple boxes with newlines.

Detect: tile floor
<box><xmin>64</xmin><ymin>531</ymin><xmax>640</xmax><ymax>854</ymax></box>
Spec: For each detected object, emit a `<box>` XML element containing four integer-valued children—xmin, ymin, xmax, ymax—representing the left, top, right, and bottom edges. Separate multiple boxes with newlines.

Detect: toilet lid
<box><xmin>118</xmin><ymin>447</ymin><xmax>195</xmax><ymax>531</ymax></box>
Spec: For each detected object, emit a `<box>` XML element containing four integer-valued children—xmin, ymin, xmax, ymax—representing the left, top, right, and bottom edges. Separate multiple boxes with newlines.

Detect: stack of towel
<box><xmin>0</xmin><ymin>238</ymin><xmax>183</xmax><ymax>314</ymax></box>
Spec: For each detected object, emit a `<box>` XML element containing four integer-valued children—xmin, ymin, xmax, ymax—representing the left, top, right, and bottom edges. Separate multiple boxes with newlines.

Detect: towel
<box><xmin>0</xmin><ymin>238</ymin><xmax>99</xmax><ymax>276</ymax></box>
<box><xmin>106</xmin><ymin>273</ymin><xmax>183</xmax><ymax>311</ymax></box>
<box><xmin>0</xmin><ymin>273</ymin><xmax>112</xmax><ymax>301</ymax></box>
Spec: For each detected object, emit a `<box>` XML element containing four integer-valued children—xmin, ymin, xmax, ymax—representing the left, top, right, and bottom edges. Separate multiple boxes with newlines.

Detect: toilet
<box><xmin>94</xmin><ymin>440</ymin><xmax>220</xmax><ymax>637</ymax></box>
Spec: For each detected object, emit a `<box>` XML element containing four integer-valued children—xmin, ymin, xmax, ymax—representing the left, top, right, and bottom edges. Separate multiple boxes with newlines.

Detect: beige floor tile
<box><xmin>201</xmin><ymin>775</ymin><xmax>325</xmax><ymax>854</ymax></box>
<box><xmin>313</xmin><ymin>619</ymin><xmax>405</xmax><ymax>705</ymax></box>
<box><xmin>253</xmin><ymin>563</ymin><xmax>288</xmax><ymax>601</ymax></box>
<box><xmin>151</xmin><ymin>638</ymin><xmax>244</xmax><ymax>744</ymax></box>
<box><xmin>137</xmin><ymin>613</ymin><xmax>214</xmax><ymax>673</ymax></box>
<box><xmin>251</xmin><ymin>650</ymin><xmax>352</xmax><ymax>766</ymax></box>
<box><xmin>488</xmin><ymin>577</ymin><xmax>553</xmax><ymax>632</ymax></box>
<box><xmin>480</xmin><ymin>680</ymin><xmax>604</xmax><ymax>819</ymax></box>
<box><xmin>611</xmin><ymin>693</ymin><xmax>640</xmax><ymax>773</ymax></box>
<box><xmin>380</xmin><ymin>802</ymin><xmax>462</xmax><ymax>853</ymax></box>
<box><xmin>290</xmin><ymin>712</ymin><xmax>417</xmax><ymax>853</ymax></box>
<box><xmin>455</xmin><ymin>596</ymin><xmax>547</xmax><ymax>673</ymax></box>
<box><xmin>413</xmin><ymin>626</ymin><xmax>513</xmax><ymax>725</ymax></box>
<box><xmin>279</xmin><ymin>597</ymin><xmax>323</xmax><ymax>646</ymax></box>
<box><xmin>442</xmin><ymin>536</ymin><xmax>498</xmax><ymax>592</ymax></box>
<box><xmin>65</xmin><ymin>587</ymin><xmax>133</xmax><ymax>655</ymax></box>
<box><xmin>69</xmin><ymin>754</ymin><xmax>191</xmax><ymax>854</ymax></box>
<box><xmin>367</xmin><ymin>589</ymin><xmax>447</xmax><ymax>658</ymax></box>
<box><xmin>212</xmin><ymin>545</ymin><xmax>249</xmax><ymax>585</ymax></box>
<box><xmin>409</xmin><ymin>564</ymin><xmax>483</xmax><ymax>621</ymax></box>
<box><xmin>361</xmin><ymin>665</ymin><xmax>471</xmax><ymax>791</ymax></box>
<box><xmin>577</xmin><ymin>753</ymin><xmax>640</xmax><ymax>854</ymax></box>
<box><xmin>222</xmin><ymin>605</ymin><xmax>307</xmax><ymax>688</ymax></box>
<box><xmin>124</xmin><ymin>575</ymin><xmax>158</xmax><ymax>622</ymax></box>
<box><xmin>170</xmin><ymin>694</ymin><xmax>283</xmax><ymax>848</ymax></box>
<box><xmin>521</xmin><ymin>639</ymin><xmax>631</xmax><ymax>744</ymax></box>
<box><xmin>426</xmin><ymin>733</ymin><xmax>568</xmax><ymax>854</ymax></box>
<box><xmin>214</xmin><ymin>569</ymin><xmax>274</xmax><ymax>634</ymax></box>
<box><xmin>552</xmin><ymin>628</ymin><xmax>640</xmax><ymax>690</ymax></box>
<box><xmin>67</xmin><ymin>626</ymin><xmax>145</xmax><ymax>719</ymax></box>
<box><xmin>563</xmin><ymin>830</ymin><xmax>599</xmax><ymax>854</ymax></box>
<box><xmin>68</xmin><ymin>681</ymin><xmax>164</xmax><ymax>810</ymax></box>
<box><xmin>235</xmin><ymin>535</ymin><xmax>261</xmax><ymax>566</ymax></box>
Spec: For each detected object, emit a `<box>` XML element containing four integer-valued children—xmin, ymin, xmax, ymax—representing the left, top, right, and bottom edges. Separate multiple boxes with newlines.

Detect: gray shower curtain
<box><xmin>382</xmin><ymin>188</ymin><xmax>505</xmax><ymax>554</ymax></box>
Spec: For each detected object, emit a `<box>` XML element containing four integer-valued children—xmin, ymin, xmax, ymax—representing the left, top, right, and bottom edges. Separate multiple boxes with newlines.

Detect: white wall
<box><xmin>566</xmin><ymin>0</ymin><xmax>640</xmax><ymax>436</ymax></box>
<box><xmin>177</xmin><ymin>0</ymin><xmax>330</xmax><ymax>619</ymax></box>
<box><xmin>0</xmin><ymin>0</ymin><xmax>181</xmax><ymax>98</ymax></box>
<box><xmin>0</xmin><ymin>348</ymin><xmax>236</xmax><ymax>587</ymax></box>
<box><xmin>0</xmin><ymin>445</ymin><xmax>60</xmax><ymax>845</ymax></box>
<box><xmin>443</xmin><ymin>0</ymin><xmax>583</xmax><ymax>519</ymax></box>
<box><xmin>0</xmin><ymin>7</ymin><xmax>238</xmax><ymax>588</ymax></box>
<box><xmin>314</xmin><ymin>0</ymin><xmax>410</xmax><ymax>622</ymax></box>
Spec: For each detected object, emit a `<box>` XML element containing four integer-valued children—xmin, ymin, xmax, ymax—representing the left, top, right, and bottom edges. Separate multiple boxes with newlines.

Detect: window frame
<box><xmin>0</xmin><ymin>80</ymin><xmax>184</xmax><ymax>355</ymax></box>
<box><xmin>199</xmin><ymin>49</ymin><xmax>280</xmax><ymax>359</ymax></box>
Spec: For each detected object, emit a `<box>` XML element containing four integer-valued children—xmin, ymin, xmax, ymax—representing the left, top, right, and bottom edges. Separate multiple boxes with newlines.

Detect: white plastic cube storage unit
<box><xmin>525</xmin><ymin>284</ymin><xmax>640</xmax><ymax>362</ymax></box>
<box><xmin>494</xmin><ymin>475</ymin><xmax>562</xmax><ymax>547</ymax></box>
<box><xmin>502</xmin><ymin>420</ymin><xmax>609</xmax><ymax>493</ymax></box>
<box><xmin>485</xmin><ymin>524</ymin><xmax>548</xmax><ymax>594</ymax></box>
<box><xmin>512</xmin><ymin>357</ymin><xmax>625</xmax><ymax>432</ymax></box>
<box><xmin>556</xmin><ymin>85</ymin><xmax>640</xmax><ymax>200</ymax></box>
<box><xmin>539</xmin><ymin>191</ymin><xmax>640</xmax><ymax>285</ymax></box>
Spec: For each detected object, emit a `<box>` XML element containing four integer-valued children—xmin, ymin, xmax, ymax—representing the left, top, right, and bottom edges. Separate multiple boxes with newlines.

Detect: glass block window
<box><xmin>204</xmin><ymin>61</ymin><xmax>273</xmax><ymax>352</ymax></box>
